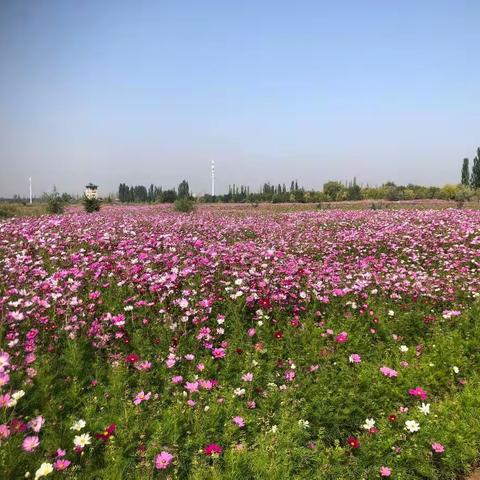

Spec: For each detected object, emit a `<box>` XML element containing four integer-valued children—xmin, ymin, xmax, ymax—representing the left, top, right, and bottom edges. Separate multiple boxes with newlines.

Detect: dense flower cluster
<box><xmin>0</xmin><ymin>205</ymin><xmax>479</xmax><ymax>478</ymax></box>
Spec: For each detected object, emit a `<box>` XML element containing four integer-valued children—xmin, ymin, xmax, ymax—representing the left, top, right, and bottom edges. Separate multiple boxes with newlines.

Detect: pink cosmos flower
<box><xmin>0</xmin><ymin>424</ymin><xmax>10</xmax><ymax>439</ymax></box>
<box><xmin>233</xmin><ymin>416</ymin><xmax>245</xmax><ymax>427</ymax></box>
<box><xmin>0</xmin><ymin>394</ymin><xmax>11</xmax><ymax>408</ymax></box>
<box><xmin>284</xmin><ymin>370</ymin><xmax>296</xmax><ymax>382</ymax></box>
<box><xmin>0</xmin><ymin>372</ymin><xmax>10</xmax><ymax>387</ymax></box>
<box><xmin>171</xmin><ymin>375</ymin><xmax>183</xmax><ymax>384</ymax></box>
<box><xmin>380</xmin><ymin>466</ymin><xmax>391</xmax><ymax>477</ymax></box>
<box><xmin>242</xmin><ymin>372</ymin><xmax>253</xmax><ymax>382</ymax></box>
<box><xmin>432</xmin><ymin>443</ymin><xmax>445</xmax><ymax>453</ymax></box>
<box><xmin>212</xmin><ymin>348</ymin><xmax>226</xmax><ymax>359</ymax></box>
<box><xmin>155</xmin><ymin>451</ymin><xmax>173</xmax><ymax>470</ymax></box>
<box><xmin>133</xmin><ymin>391</ymin><xmax>151</xmax><ymax>405</ymax></box>
<box><xmin>349</xmin><ymin>354</ymin><xmax>361</xmax><ymax>364</ymax></box>
<box><xmin>28</xmin><ymin>415</ymin><xmax>45</xmax><ymax>433</ymax></box>
<box><xmin>136</xmin><ymin>361</ymin><xmax>152</xmax><ymax>371</ymax></box>
<box><xmin>380</xmin><ymin>366</ymin><xmax>398</xmax><ymax>378</ymax></box>
<box><xmin>185</xmin><ymin>381</ymin><xmax>199</xmax><ymax>393</ymax></box>
<box><xmin>248</xmin><ymin>328</ymin><xmax>256</xmax><ymax>337</ymax></box>
<box><xmin>54</xmin><ymin>459</ymin><xmax>71</xmax><ymax>471</ymax></box>
<box><xmin>22</xmin><ymin>435</ymin><xmax>40</xmax><ymax>452</ymax></box>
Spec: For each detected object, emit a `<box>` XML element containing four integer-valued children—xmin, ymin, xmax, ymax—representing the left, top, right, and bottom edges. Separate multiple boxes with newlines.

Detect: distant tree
<box><xmin>178</xmin><ymin>180</ymin><xmax>190</xmax><ymax>199</ymax></box>
<box><xmin>162</xmin><ymin>189</ymin><xmax>177</xmax><ymax>203</ymax></box>
<box><xmin>471</xmin><ymin>149</ymin><xmax>480</xmax><ymax>189</ymax></box>
<box><xmin>461</xmin><ymin>158</ymin><xmax>470</xmax><ymax>186</ymax></box>
<box><xmin>323</xmin><ymin>181</ymin><xmax>344</xmax><ymax>201</ymax></box>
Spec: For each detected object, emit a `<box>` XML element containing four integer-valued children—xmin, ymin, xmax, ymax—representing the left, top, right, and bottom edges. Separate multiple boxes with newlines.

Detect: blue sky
<box><xmin>0</xmin><ymin>0</ymin><xmax>479</xmax><ymax>196</ymax></box>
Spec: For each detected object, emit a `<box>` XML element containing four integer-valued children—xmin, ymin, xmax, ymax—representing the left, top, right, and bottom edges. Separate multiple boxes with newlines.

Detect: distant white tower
<box><xmin>211</xmin><ymin>160</ymin><xmax>215</xmax><ymax>196</ymax></box>
<box><xmin>29</xmin><ymin>177</ymin><xmax>32</xmax><ymax>204</ymax></box>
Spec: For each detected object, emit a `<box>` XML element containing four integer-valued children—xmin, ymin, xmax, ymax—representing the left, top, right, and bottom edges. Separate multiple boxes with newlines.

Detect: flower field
<box><xmin>1</xmin><ymin>205</ymin><xmax>480</xmax><ymax>479</ymax></box>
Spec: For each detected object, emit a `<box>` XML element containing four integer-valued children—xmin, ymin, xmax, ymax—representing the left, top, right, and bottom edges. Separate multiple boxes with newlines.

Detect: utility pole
<box><xmin>29</xmin><ymin>177</ymin><xmax>32</xmax><ymax>204</ymax></box>
<box><xmin>211</xmin><ymin>160</ymin><xmax>215</xmax><ymax>196</ymax></box>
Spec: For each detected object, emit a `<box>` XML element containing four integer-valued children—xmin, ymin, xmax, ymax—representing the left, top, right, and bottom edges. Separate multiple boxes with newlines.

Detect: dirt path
<box><xmin>468</xmin><ymin>470</ymin><xmax>480</xmax><ymax>480</ymax></box>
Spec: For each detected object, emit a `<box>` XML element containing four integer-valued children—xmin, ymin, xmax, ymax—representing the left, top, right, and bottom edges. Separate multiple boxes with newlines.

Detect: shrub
<box><xmin>174</xmin><ymin>198</ymin><xmax>195</xmax><ymax>213</ymax></box>
<box><xmin>83</xmin><ymin>196</ymin><xmax>101</xmax><ymax>213</ymax></box>
<box><xmin>46</xmin><ymin>193</ymin><xmax>65</xmax><ymax>214</ymax></box>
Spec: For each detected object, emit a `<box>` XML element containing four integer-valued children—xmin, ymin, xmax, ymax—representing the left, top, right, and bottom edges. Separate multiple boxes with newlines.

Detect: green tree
<box><xmin>471</xmin><ymin>149</ymin><xmax>480</xmax><ymax>189</ymax></box>
<box><xmin>461</xmin><ymin>158</ymin><xmax>470</xmax><ymax>186</ymax></box>
<box><xmin>178</xmin><ymin>180</ymin><xmax>190</xmax><ymax>199</ymax></box>
<box><xmin>323</xmin><ymin>181</ymin><xmax>344</xmax><ymax>201</ymax></box>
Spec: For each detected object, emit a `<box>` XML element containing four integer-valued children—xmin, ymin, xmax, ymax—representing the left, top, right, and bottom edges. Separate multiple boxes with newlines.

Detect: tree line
<box><xmin>116</xmin><ymin>148</ymin><xmax>480</xmax><ymax>205</ymax></box>
<box><xmin>118</xmin><ymin>180</ymin><xmax>191</xmax><ymax>203</ymax></box>
<box><xmin>460</xmin><ymin>147</ymin><xmax>480</xmax><ymax>189</ymax></box>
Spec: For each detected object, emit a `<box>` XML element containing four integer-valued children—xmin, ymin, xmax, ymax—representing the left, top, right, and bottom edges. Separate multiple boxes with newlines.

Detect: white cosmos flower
<box><xmin>34</xmin><ymin>462</ymin><xmax>53</xmax><ymax>479</ymax></box>
<box><xmin>234</xmin><ymin>388</ymin><xmax>246</xmax><ymax>397</ymax></box>
<box><xmin>399</xmin><ymin>345</ymin><xmax>409</xmax><ymax>352</ymax></box>
<box><xmin>70</xmin><ymin>419</ymin><xmax>86</xmax><ymax>431</ymax></box>
<box><xmin>298</xmin><ymin>419</ymin><xmax>310</xmax><ymax>429</ymax></box>
<box><xmin>362</xmin><ymin>418</ymin><xmax>375</xmax><ymax>430</ymax></box>
<box><xmin>73</xmin><ymin>433</ymin><xmax>92</xmax><ymax>448</ymax></box>
<box><xmin>12</xmin><ymin>390</ymin><xmax>25</xmax><ymax>401</ymax></box>
<box><xmin>453</xmin><ymin>366</ymin><xmax>459</xmax><ymax>374</ymax></box>
<box><xmin>405</xmin><ymin>420</ymin><xmax>420</xmax><ymax>433</ymax></box>
<box><xmin>418</xmin><ymin>403</ymin><xmax>430</xmax><ymax>415</ymax></box>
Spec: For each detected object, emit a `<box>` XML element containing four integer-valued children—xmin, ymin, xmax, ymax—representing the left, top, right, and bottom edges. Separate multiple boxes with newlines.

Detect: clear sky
<box><xmin>0</xmin><ymin>0</ymin><xmax>479</xmax><ymax>197</ymax></box>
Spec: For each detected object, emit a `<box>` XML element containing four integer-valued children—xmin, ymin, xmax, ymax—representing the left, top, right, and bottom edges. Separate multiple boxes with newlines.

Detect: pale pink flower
<box><xmin>380</xmin><ymin>466</ymin><xmax>391</xmax><ymax>477</ymax></box>
<box><xmin>133</xmin><ymin>391</ymin><xmax>151</xmax><ymax>405</ymax></box>
<box><xmin>22</xmin><ymin>435</ymin><xmax>40</xmax><ymax>452</ymax></box>
<box><xmin>233</xmin><ymin>416</ymin><xmax>245</xmax><ymax>427</ymax></box>
<box><xmin>432</xmin><ymin>443</ymin><xmax>445</xmax><ymax>453</ymax></box>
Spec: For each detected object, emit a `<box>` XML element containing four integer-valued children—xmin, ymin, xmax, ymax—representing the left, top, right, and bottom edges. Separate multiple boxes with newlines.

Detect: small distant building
<box><xmin>85</xmin><ymin>183</ymin><xmax>98</xmax><ymax>199</ymax></box>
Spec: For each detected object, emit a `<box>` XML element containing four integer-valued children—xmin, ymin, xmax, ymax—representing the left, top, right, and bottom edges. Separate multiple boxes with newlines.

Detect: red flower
<box><xmin>95</xmin><ymin>424</ymin><xmax>116</xmax><ymax>442</ymax></box>
<box><xmin>347</xmin><ymin>435</ymin><xmax>360</xmax><ymax>449</ymax></box>
<box><xmin>388</xmin><ymin>414</ymin><xmax>397</xmax><ymax>422</ymax></box>
<box><xmin>259</xmin><ymin>298</ymin><xmax>271</xmax><ymax>309</ymax></box>
<box><xmin>204</xmin><ymin>443</ymin><xmax>223</xmax><ymax>456</ymax></box>
<box><xmin>125</xmin><ymin>353</ymin><xmax>139</xmax><ymax>364</ymax></box>
<box><xmin>274</xmin><ymin>330</ymin><xmax>283</xmax><ymax>339</ymax></box>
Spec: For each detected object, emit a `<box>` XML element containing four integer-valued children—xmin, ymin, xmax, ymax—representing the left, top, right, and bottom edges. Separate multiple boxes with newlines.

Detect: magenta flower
<box><xmin>155</xmin><ymin>451</ymin><xmax>173</xmax><ymax>470</ymax></box>
<box><xmin>212</xmin><ymin>348</ymin><xmax>226</xmax><ymax>359</ymax></box>
<box><xmin>335</xmin><ymin>331</ymin><xmax>348</xmax><ymax>343</ymax></box>
<box><xmin>408</xmin><ymin>387</ymin><xmax>428</xmax><ymax>400</ymax></box>
<box><xmin>204</xmin><ymin>443</ymin><xmax>223</xmax><ymax>456</ymax></box>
